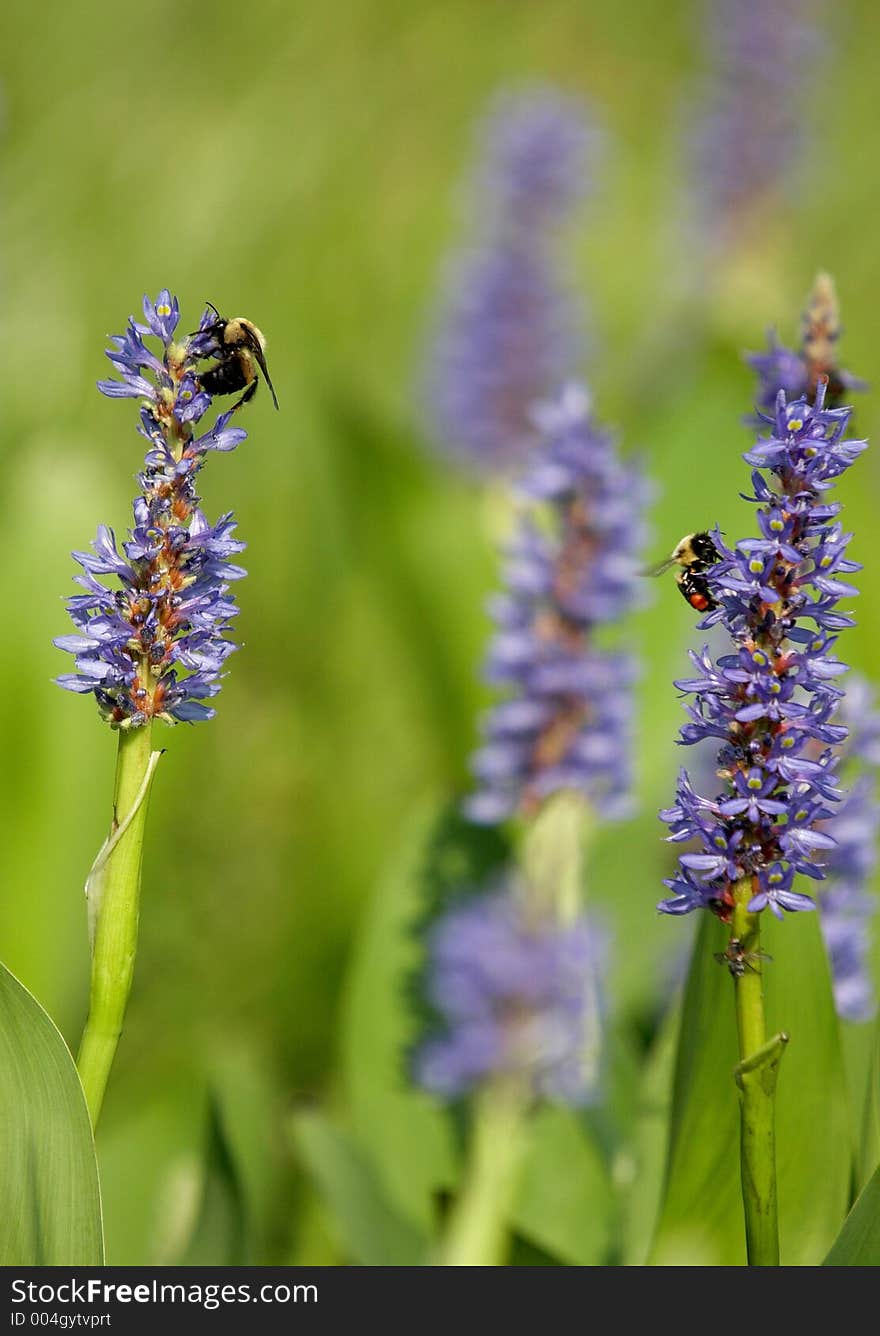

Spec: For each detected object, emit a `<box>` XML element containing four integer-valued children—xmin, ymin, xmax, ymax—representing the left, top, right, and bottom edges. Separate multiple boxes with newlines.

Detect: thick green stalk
<box><xmin>521</xmin><ymin>790</ymin><xmax>592</xmax><ymax>925</ymax></box>
<box><xmin>438</xmin><ymin>794</ymin><xmax>593</xmax><ymax>1266</ymax></box>
<box><xmin>730</xmin><ymin>877</ymin><xmax>787</xmax><ymax>1266</ymax></box>
<box><xmin>437</xmin><ymin>1080</ymin><xmax>528</xmax><ymax>1266</ymax></box>
<box><xmin>77</xmin><ymin>722</ymin><xmax>161</xmax><ymax>1128</ymax></box>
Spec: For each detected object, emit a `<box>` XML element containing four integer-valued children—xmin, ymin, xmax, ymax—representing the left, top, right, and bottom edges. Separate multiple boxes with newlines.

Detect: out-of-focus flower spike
<box><xmin>422</xmin><ymin>86</ymin><xmax>598</xmax><ymax>472</ymax></box>
<box><xmin>412</xmin><ymin>879</ymin><xmax>605</xmax><ymax>1105</ymax></box>
<box><xmin>466</xmin><ymin>384</ymin><xmax>650</xmax><ymax>823</ymax></box>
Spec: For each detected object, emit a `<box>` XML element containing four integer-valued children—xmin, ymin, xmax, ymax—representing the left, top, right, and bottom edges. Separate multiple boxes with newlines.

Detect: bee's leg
<box><xmin>230</xmin><ymin>379</ymin><xmax>259</xmax><ymax>413</ymax></box>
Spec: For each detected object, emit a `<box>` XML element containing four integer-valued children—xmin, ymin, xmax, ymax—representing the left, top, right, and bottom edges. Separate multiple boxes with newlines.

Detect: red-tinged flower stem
<box><xmin>730</xmin><ymin>875</ymin><xmax>787</xmax><ymax>1266</ymax></box>
<box><xmin>77</xmin><ymin>719</ymin><xmax>162</xmax><ymax>1127</ymax></box>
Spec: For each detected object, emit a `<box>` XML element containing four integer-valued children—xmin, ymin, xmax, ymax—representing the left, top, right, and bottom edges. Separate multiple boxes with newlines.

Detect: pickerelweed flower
<box><xmin>55</xmin><ymin>291</ymin><xmax>248</xmax><ymax>726</ymax></box>
<box><xmin>423</xmin><ymin>87</ymin><xmax>597</xmax><ymax>472</ymax></box>
<box><xmin>466</xmin><ymin>384</ymin><xmax>649</xmax><ymax>824</ymax></box>
<box><xmin>747</xmin><ymin>273</ymin><xmax>864</xmax><ymax>415</ymax></box>
<box><xmin>412</xmin><ymin>881</ymin><xmax>604</xmax><ymax>1104</ymax></box>
<box><xmin>690</xmin><ymin>0</ymin><xmax>822</xmax><ymax>247</ymax></box>
<box><xmin>659</xmin><ymin>379</ymin><xmax>867</xmax><ymax>921</ymax></box>
<box><xmin>819</xmin><ymin>677</ymin><xmax>880</xmax><ymax>1021</ymax></box>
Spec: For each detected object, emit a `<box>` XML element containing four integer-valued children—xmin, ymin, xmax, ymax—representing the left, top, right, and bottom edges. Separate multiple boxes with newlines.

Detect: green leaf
<box><xmin>650</xmin><ymin>911</ymin><xmax>852</xmax><ymax>1266</ymax></box>
<box><xmin>648</xmin><ymin>915</ymin><xmax>743</xmax><ymax>1266</ymax></box>
<box><xmin>340</xmin><ymin>803</ymin><xmax>509</xmax><ymax>1231</ymax></box>
<box><xmin>290</xmin><ymin>1110</ymin><xmax>428</xmax><ymax>1265</ymax></box>
<box><xmin>766</xmin><ymin>909</ymin><xmax>854</xmax><ymax>1264</ymax></box>
<box><xmin>621</xmin><ymin>995</ymin><xmax>682</xmax><ymax>1265</ymax></box>
<box><xmin>179</xmin><ymin>1092</ymin><xmax>248</xmax><ymax>1265</ymax></box>
<box><xmin>0</xmin><ymin>960</ymin><xmax>103</xmax><ymax>1264</ymax></box>
<box><xmin>512</xmin><ymin>1106</ymin><xmax>613</xmax><ymax>1266</ymax></box>
<box><xmin>860</xmin><ymin>1016</ymin><xmax>880</xmax><ymax>1187</ymax></box>
<box><xmin>824</xmin><ymin>1162</ymin><xmax>880</xmax><ymax>1264</ymax></box>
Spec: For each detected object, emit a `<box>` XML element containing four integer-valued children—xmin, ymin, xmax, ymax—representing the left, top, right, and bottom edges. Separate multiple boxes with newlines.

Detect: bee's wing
<box><xmin>242</xmin><ymin>327</ymin><xmax>279</xmax><ymax>410</ymax></box>
<box><xmin>643</xmin><ymin>555</ymin><xmax>678</xmax><ymax>577</ymax></box>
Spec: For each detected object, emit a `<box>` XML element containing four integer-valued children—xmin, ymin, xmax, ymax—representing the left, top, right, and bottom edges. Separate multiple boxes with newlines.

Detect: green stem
<box><xmin>77</xmin><ymin>723</ymin><xmax>161</xmax><ymax>1128</ymax></box>
<box><xmin>730</xmin><ymin>879</ymin><xmax>787</xmax><ymax>1266</ymax></box>
<box><xmin>437</xmin><ymin>1079</ymin><xmax>528</xmax><ymax>1266</ymax></box>
<box><xmin>521</xmin><ymin>791</ymin><xmax>592</xmax><ymax>925</ymax></box>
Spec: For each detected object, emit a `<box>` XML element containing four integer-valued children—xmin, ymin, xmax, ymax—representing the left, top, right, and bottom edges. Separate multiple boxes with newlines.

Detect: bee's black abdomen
<box><xmin>677</xmin><ymin>569</ymin><xmax>717</xmax><ymax>613</ymax></box>
<box><xmin>199</xmin><ymin>357</ymin><xmax>249</xmax><ymax>397</ymax></box>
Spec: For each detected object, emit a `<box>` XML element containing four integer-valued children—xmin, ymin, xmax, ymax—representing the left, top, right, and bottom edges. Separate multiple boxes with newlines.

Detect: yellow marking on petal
<box><xmin>157</xmin><ymin>303</ymin><xmax>172</xmax><ymax>316</ymax></box>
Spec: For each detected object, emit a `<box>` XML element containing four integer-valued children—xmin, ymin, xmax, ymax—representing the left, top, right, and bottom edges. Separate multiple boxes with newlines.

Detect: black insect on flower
<box><xmin>647</xmin><ymin>531</ymin><xmax>721</xmax><ymax>614</ymax></box>
<box><xmin>189</xmin><ymin>304</ymin><xmax>279</xmax><ymax>412</ymax></box>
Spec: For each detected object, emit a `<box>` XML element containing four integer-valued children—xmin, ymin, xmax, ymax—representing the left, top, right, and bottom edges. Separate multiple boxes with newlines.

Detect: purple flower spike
<box><xmin>422</xmin><ymin>86</ymin><xmax>597</xmax><ymax>472</ymax></box>
<box><xmin>466</xmin><ymin>384</ymin><xmax>650</xmax><ymax>823</ymax></box>
<box><xmin>471</xmin><ymin>86</ymin><xmax>600</xmax><ymax>238</ymax></box>
<box><xmin>747</xmin><ymin>273</ymin><xmax>866</xmax><ymax>416</ymax></box>
<box><xmin>660</xmin><ymin>297</ymin><xmax>868</xmax><ymax>927</ymax></box>
<box><xmin>412</xmin><ymin>881</ymin><xmax>605</xmax><ymax>1105</ymax></box>
<box><xmin>690</xmin><ymin>0</ymin><xmax>823</xmax><ymax>246</ymax></box>
<box><xmin>55</xmin><ymin>291</ymin><xmax>251</xmax><ymax>727</ymax></box>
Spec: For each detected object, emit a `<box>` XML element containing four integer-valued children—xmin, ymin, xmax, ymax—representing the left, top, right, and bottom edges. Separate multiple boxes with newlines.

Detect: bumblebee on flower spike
<box><xmin>647</xmin><ymin>530</ymin><xmax>721</xmax><ymax>613</ymax></box>
<box><xmin>190</xmin><ymin>303</ymin><xmax>279</xmax><ymax>412</ymax></box>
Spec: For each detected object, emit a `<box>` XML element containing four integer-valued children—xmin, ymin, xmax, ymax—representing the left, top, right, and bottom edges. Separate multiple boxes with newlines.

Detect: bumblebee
<box><xmin>647</xmin><ymin>531</ymin><xmax>720</xmax><ymax>613</ymax></box>
<box><xmin>193</xmin><ymin>305</ymin><xmax>278</xmax><ymax>411</ymax></box>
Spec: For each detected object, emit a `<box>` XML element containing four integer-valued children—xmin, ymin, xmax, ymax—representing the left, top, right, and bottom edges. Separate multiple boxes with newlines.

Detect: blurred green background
<box><xmin>4</xmin><ymin>0</ymin><xmax>880</xmax><ymax>1263</ymax></box>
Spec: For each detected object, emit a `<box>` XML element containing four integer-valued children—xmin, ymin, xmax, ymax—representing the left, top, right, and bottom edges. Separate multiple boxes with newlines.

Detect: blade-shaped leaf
<box><xmin>0</xmin><ymin>960</ymin><xmax>103</xmax><ymax>1264</ymax></box>
<box><xmin>650</xmin><ymin>910</ymin><xmax>852</xmax><ymax>1266</ymax></box>
<box><xmin>179</xmin><ymin>1092</ymin><xmax>248</xmax><ymax>1265</ymax></box>
<box><xmin>860</xmin><ymin>1017</ymin><xmax>880</xmax><ymax>1187</ymax></box>
<box><xmin>823</xmin><ymin>1161</ymin><xmax>880</xmax><ymax>1265</ymax></box>
<box><xmin>512</xmin><ymin>1106</ymin><xmax>613</xmax><ymax>1266</ymax></box>
<box><xmin>291</xmin><ymin>1110</ymin><xmax>428</xmax><ymax>1265</ymax></box>
<box><xmin>765</xmin><ymin>909</ymin><xmax>853</xmax><ymax>1264</ymax></box>
<box><xmin>622</xmin><ymin>994</ymin><xmax>682</xmax><ymax>1265</ymax></box>
<box><xmin>648</xmin><ymin>915</ymin><xmax>743</xmax><ymax>1265</ymax></box>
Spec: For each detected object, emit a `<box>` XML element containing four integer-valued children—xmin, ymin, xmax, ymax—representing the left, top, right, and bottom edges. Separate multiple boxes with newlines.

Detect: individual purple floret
<box><xmin>55</xmin><ymin>291</ymin><xmax>249</xmax><ymax>726</ymax></box>
<box><xmin>659</xmin><ymin>379</ymin><xmax>867</xmax><ymax>921</ymax></box>
<box><xmin>465</xmin><ymin>385</ymin><xmax>649</xmax><ymax>824</ymax></box>
<box><xmin>423</xmin><ymin>86</ymin><xmax>596</xmax><ymax>472</ymax></box>
<box><xmin>818</xmin><ymin>679</ymin><xmax>880</xmax><ymax>1021</ymax></box>
<box><xmin>690</xmin><ymin>0</ymin><xmax>822</xmax><ymax>246</ymax></box>
<box><xmin>747</xmin><ymin>273</ymin><xmax>865</xmax><ymax>415</ymax></box>
<box><xmin>412</xmin><ymin>882</ymin><xmax>604</xmax><ymax>1104</ymax></box>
